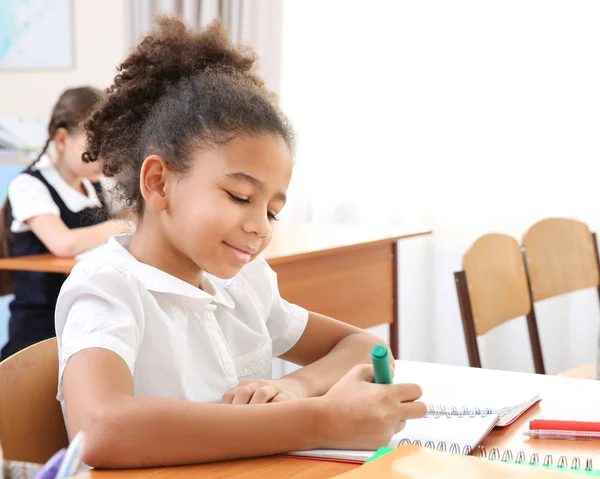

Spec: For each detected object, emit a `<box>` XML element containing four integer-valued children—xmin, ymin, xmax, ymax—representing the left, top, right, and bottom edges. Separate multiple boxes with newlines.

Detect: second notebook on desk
<box><xmin>332</xmin><ymin>444</ymin><xmax>596</xmax><ymax>478</ymax></box>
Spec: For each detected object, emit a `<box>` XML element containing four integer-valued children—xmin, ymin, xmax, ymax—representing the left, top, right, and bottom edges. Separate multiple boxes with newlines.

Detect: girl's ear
<box><xmin>139</xmin><ymin>155</ymin><xmax>172</xmax><ymax>212</ymax></box>
<box><xmin>52</xmin><ymin>127</ymin><xmax>69</xmax><ymax>154</ymax></box>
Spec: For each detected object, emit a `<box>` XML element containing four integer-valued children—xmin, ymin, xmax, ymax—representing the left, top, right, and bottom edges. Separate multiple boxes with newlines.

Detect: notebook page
<box><xmin>289</xmin><ymin>413</ymin><xmax>499</xmax><ymax>463</ymax></box>
<box><xmin>395</xmin><ymin>363</ymin><xmax>540</xmax><ymax>426</ymax></box>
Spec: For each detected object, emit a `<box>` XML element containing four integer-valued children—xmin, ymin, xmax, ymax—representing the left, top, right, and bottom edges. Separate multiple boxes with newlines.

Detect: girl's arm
<box><xmin>63</xmin><ymin>348</ymin><xmax>425</xmax><ymax>468</ymax></box>
<box><xmin>27</xmin><ymin>214</ymin><xmax>133</xmax><ymax>257</ymax></box>
<box><xmin>279</xmin><ymin>312</ymin><xmax>393</xmax><ymax>396</ymax></box>
<box><xmin>222</xmin><ymin>313</ymin><xmax>393</xmax><ymax>404</ymax></box>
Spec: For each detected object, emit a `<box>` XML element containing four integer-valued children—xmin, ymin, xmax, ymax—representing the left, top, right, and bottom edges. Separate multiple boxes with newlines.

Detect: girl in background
<box><xmin>0</xmin><ymin>86</ymin><xmax>132</xmax><ymax>360</ymax></box>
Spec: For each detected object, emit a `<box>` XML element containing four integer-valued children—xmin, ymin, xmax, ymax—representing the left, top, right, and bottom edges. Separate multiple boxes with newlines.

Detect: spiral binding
<box><xmin>398</xmin><ymin>438</ymin><xmax>472</xmax><ymax>455</ymax></box>
<box><xmin>397</xmin><ymin>440</ymin><xmax>595</xmax><ymax>472</ymax></box>
<box><xmin>426</xmin><ymin>404</ymin><xmax>493</xmax><ymax>418</ymax></box>
<box><xmin>475</xmin><ymin>446</ymin><xmax>594</xmax><ymax>471</ymax></box>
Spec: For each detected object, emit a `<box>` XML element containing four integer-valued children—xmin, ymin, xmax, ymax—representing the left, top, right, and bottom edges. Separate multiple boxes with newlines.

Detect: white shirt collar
<box><xmin>33</xmin><ymin>154</ymin><xmax>102</xmax><ymax>211</ymax></box>
<box><xmin>107</xmin><ymin>234</ymin><xmax>235</xmax><ymax>308</ymax></box>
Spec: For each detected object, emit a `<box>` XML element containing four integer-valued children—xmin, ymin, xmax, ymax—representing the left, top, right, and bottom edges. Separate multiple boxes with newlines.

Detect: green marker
<box><xmin>371</xmin><ymin>344</ymin><xmax>393</xmax><ymax>384</ymax></box>
<box><xmin>366</xmin><ymin>447</ymin><xmax>394</xmax><ymax>463</ymax></box>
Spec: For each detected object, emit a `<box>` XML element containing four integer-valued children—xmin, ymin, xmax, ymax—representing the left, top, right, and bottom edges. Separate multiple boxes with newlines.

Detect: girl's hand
<box><xmin>221</xmin><ymin>377</ymin><xmax>309</xmax><ymax>404</ymax></box>
<box><xmin>315</xmin><ymin>364</ymin><xmax>427</xmax><ymax>450</ymax></box>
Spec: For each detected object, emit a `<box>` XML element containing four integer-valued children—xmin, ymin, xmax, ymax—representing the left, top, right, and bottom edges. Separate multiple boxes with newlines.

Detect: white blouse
<box><xmin>55</xmin><ymin>234</ymin><xmax>309</xmax><ymax>404</ymax></box>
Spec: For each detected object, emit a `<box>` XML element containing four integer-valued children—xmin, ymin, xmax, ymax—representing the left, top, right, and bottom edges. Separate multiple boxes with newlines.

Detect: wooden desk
<box><xmin>264</xmin><ymin>224</ymin><xmax>431</xmax><ymax>357</ymax></box>
<box><xmin>79</xmin><ymin>361</ymin><xmax>600</xmax><ymax>479</ymax></box>
<box><xmin>557</xmin><ymin>362</ymin><xmax>597</xmax><ymax>380</ymax></box>
<box><xmin>0</xmin><ymin>223</ymin><xmax>431</xmax><ymax>357</ymax></box>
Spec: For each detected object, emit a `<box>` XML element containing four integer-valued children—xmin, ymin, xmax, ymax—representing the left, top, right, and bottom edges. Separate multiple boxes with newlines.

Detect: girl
<box><xmin>56</xmin><ymin>18</ymin><xmax>427</xmax><ymax>468</ymax></box>
<box><xmin>0</xmin><ymin>87</ymin><xmax>133</xmax><ymax>360</ymax></box>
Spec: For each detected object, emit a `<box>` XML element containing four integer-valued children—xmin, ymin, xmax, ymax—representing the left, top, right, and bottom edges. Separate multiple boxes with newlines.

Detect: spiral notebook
<box><xmin>287</xmin><ymin>372</ymin><xmax>540</xmax><ymax>463</ymax></box>
<box><xmin>332</xmin><ymin>444</ymin><xmax>599</xmax><ymax>478</ymax></box>
<box><xmin>288</xmin><ymin>409</ymin><xmax>500</xmax><ymax>463</ymax></box>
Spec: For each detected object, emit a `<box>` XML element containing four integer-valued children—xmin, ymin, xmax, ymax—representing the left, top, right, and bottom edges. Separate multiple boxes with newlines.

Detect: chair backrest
<box><xmin>522</xmin><ymin>218</ymin><xmax>600</xmax><ymax>302</ymax></box>
<box><xmin>461</xmin><ymin>233</ymin><xmax>532</xmax><ymax>335</ymax></box>
<box><xmin>455</xmin><ymin>233</ymin><xmax>545</xmax><ymax>373</ymax></box>
<box><xmin>0</xmin><ymin>338</ymin><xmax>69</xmax><ymax>463</ymax></box>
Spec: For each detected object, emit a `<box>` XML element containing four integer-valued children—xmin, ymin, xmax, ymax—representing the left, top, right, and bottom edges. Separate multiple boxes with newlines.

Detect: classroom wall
<box><xmin>0</xmin><ymin>0</ymin><xmax>128</xmax><ymax>120</ymax></box>
<box><xmin>280</xmin><ymin>0</ymin><xmax>600</xmax><ymax>373</ymax></box>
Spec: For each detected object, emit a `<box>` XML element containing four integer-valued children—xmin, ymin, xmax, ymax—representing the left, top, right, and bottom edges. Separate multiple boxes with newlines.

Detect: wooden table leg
<box><xmin>389</xmin><ymin>241</ymin><xmax>399</xmax><ymax>359</ymax></box>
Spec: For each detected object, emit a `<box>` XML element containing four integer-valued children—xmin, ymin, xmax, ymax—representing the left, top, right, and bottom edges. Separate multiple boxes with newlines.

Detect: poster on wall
<box><xmin>0</xmin><ymin>0</ymin><xmax>73</xmax><ymax>69</ymax></box>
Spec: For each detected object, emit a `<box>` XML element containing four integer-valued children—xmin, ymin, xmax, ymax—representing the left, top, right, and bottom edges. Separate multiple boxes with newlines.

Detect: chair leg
<box><xmin>526</xmin><ymin>309</ymin><xmax>546</xmax><ymax>374</ymax></box>
<box><xmin>455</xmin><ymin>271</ymin><xmax>482</xmax><ymax>368</ymax></box>
<box><xmin>521</xmin><ymin>248</ymin><xmax>546</xmax><ymax>375</ymax></box>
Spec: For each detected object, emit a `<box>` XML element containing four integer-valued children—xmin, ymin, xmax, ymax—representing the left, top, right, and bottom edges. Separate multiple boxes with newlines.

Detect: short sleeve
<box><xmin>8</xmin><ymin>174</ymin><xmax>60</xmax><ymax>232</ymax></box>
<box><xmin>242</xmin><ymin>258</ymin><xmax>309</xmax><ymax>357</ymax></box>
<box><xmin>55</xmin><ymin>262</ymin><xmax>146</xmax><ymax>400</ymax></box>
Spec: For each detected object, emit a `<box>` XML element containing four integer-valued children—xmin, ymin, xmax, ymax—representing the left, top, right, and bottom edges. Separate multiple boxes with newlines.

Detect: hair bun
<box><xmin>121</xmin><ymin>17</ymin><xmax>262</xmax><ymax>97</ymax></box>
<box><xmin>84</xmin><ymin>17</ymin><xmax>265</xmax><ymax>166</ymax></box>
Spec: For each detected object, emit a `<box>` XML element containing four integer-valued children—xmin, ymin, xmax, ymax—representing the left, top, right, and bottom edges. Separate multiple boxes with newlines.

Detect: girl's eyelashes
<box><xmin>227</xmin><ymin>192</ymin><xmax>280</xmax><ymax>221</ymax></box>
<box><xmin>227</xmin><ymin>192</ymin><xmax>249</xmax><ymax>204</ymax></box>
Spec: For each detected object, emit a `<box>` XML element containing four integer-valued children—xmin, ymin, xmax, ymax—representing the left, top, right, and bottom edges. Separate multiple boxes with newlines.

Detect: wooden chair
<box><xmin>0</xmin><ymin>338</ymin><xmax>69</xmax><ymax>463</ymax></box>
<box><xmin>454</xmin><ymin>233</ymin><xmax>546</xmax><ymax>373</ymax></box>
<box><xmin>522</xmin><ymin>217</ymin><xmax>600</xmax><ymax>380</ymax></box>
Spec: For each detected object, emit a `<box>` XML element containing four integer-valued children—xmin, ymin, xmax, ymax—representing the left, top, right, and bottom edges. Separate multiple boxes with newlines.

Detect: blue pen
<box><xmin>371</xmin><ymin>345</ymin><xmax>393</xmax><ymax>384</ymax></box>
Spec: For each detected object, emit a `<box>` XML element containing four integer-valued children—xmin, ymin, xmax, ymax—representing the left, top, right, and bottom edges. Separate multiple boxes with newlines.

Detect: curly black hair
<box><xmin>83</xmin><ymin>17</ymin><xmax>294</xmax><ymax>214</ymax></box>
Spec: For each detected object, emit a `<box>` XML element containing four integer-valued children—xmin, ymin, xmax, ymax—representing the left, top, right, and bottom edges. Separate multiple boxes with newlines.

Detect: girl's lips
<box><xmin>223</xmin><ymin>242</ymin><xmax>254</xmax><ymax>263</ymax></box>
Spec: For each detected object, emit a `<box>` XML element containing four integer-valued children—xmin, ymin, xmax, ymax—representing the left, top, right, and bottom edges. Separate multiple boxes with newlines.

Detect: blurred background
<box><xmin>1</xmin><ymin>0</ymin><xmax>599</xmax><ymax>376</ymax></box>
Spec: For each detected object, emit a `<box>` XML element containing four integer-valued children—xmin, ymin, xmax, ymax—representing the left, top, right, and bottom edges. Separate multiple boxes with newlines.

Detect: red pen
<box><xmin>524</xmin><ymin>429</ymin><xmax>600</xmax><ymax>441</ymax></box>
<box><xmin>529</xmin><ymin>419</ymin><xmax>600</xmax><ymax>433</ymax></box>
